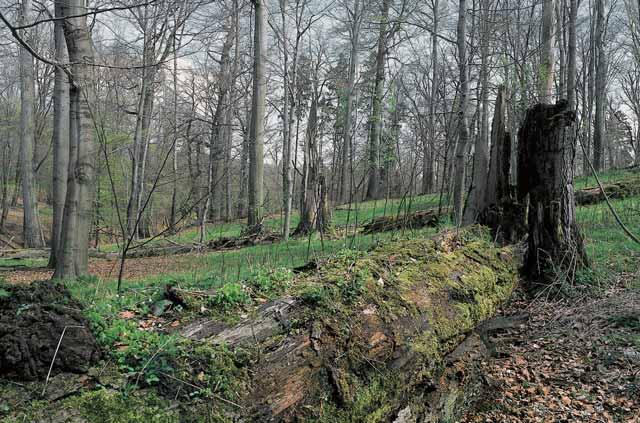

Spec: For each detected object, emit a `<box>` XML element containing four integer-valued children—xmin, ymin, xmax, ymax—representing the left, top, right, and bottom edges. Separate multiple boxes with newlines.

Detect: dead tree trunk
<box><xmin>180</xmin><ymin>230</ymin><xmax>518</xmax><ymax>422</ymax></box>
<box><xmin>517</xmin><ymin>100</ymin><xmax>588</xmax><ymax>285</ymax></box>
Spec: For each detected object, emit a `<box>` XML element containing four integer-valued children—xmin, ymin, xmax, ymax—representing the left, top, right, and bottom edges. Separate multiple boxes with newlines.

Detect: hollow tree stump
<box><xmin>517</xmin><ymin>99</ymin><xmax>588</xmax><ymax>284</ymax></box>
<box><xmin>478</xmin><ymin>85</ymin><xmax>526</xmax><ymax>244</ymax></box>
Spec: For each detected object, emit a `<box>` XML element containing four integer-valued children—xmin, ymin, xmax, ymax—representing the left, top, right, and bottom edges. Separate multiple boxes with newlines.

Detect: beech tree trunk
<box><xmin>593</xmin><ymin>0</ymin><xmax>607</xmax><ymax>171</ymax></box>
<box><xmin>295</xmin><ymin>84</ymin><xmax>330</xmax><ymax>235</ymax></box>
<box><xmin>517</xmin><ymin>100</ymin><xmax>588</xmax><ymax>285</ymax></box>
<box><xmin>54</xmin><ymin>0</ymin><xmax>97</xmax><ymax>279</ymax></box>
<box><xmin>49</xmin><ymin>0</ymin><xmax>70</xmax><ymax>267</ymax></box>
<box><xmin>539</xmin><ymin>0</ymin><xmax>555</xmax><ymax>103</ymax></box>
<box><xmin>452</xmin><ymin>0</ymin><xmax>469</xmax><ymax>226</ymax></box>
<box><xmin>339</xmin><ymin>0</ymin><xmax>362</xmax><ymax>204</ymax></box>
<box><xmin>248</xmin><ymin>0</ymin><xmax>266</xmax><ymax>227</ymax></box>
<box><xmin>422</xmin><ymin>0</ymin><xmax>439</xmax><ymax>195</ymax></box>
<box><xmin>19</xmin><ymin>0</ymin><xmax>44</xmax><ymax>248</ymax></box>
<box><xmin>463</xmin><ymin>2</ymin><xmax>491</xmax><ymax>225</ymax></box>
<box><xmin>365</xmin><ymin>0</ymin><xmax>391</xmax><ymax>200</ymax></box>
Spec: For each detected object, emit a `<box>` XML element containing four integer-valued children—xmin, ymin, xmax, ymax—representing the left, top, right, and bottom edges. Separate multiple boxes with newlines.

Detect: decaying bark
<box><xmin>362</xmin><ymin>209</ymin><xmax>440</xmax><ymax>234</ymax></box>
<box><xmin>477</xmin><ymin>86</ymin><xmax>525</xmax><ymax>243</ymax></box>
<box><xmin>517</xmin><ymin>100</ymin><xmax>588</xmax><ymax>284</ymax></box>
<box><xmin>575</xmin><ymin>175</ymin><xmax>640</xmax><ymax>205</ymax></box>
<box><xmin>179</xmin><ymin>229</ymin><xmax>518</xmax><ymax>421</ymax></box>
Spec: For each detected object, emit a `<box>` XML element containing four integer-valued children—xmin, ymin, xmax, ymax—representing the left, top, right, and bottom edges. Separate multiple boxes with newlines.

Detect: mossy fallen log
<box><xmin>181</xmin><ymin>228</ymin><xmax>518</xmax><ymax>422</ymax></box>
<box><xmin>575</xmin><ymin>176</ymin><xmax>640</xmax><ymax>206</ymax></box>
<box><xmin>361</xmin><ymin>210</ymin><xmax>440</xmax><ymax>234</ymax></box>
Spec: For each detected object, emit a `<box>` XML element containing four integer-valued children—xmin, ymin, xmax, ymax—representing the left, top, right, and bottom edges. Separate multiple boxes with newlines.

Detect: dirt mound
<box><xmin>0</xmin><ymin>281</ymin><xmax>101</xmax><ymax>381</ymax></box>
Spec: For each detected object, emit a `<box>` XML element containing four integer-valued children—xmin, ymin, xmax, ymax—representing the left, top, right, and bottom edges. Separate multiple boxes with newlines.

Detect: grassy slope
<box><xmin>1</xmin><ymin>171</ymin><xmax>639</xmax><ymax>422</ymax></box>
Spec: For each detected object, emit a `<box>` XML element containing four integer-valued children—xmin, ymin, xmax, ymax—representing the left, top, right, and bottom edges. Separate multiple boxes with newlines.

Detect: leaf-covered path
<box><xmin>463</xmin><ymin>279</ymin><xmax>640</xmax><ymax>422</ymax></box>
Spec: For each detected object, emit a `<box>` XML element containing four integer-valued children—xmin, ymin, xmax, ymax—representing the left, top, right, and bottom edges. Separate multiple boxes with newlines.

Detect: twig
<box><xmin>42</xmin><ymin>325</ymin><xmax>85</xmax><ymax>397</ymax></box>
<box><xmin>578</xmin><ymin>137</ymin><xmax>640</xmax><ymax>245</ymax></box>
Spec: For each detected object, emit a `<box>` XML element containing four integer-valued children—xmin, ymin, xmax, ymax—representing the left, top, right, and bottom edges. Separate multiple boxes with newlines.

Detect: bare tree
<box><xmin>18</xmin><ymin>0</ymin><xmax>44</xmax><ymax>248</ymax></box>
<box><xmin>593</xmin><ymin>0</ymin><xmax>607</xmax><ymax>170</ymax></box>
<box><xmin>54</xmin><ymin>0</ymin><xmax>97</xmax><ymax>279</ymax></box>
<box><xmin>248</xmin><ymin>0</ymin><xmax>267</xmax><ymax>227</ymax></box>
<box><xmin>365</xmin><ymin>0</ymin><xmax>392</xmax><ymax>200</ymax></box>
<box><xmin>452</xmin><ymin>0</ymin><xmax>469</xmax><ymax>226</ymax></box>
<box><xmin>539</xmin><ymin>0</ymin><xmax>556</xmax><ymax>103</ymax></box>
<box><xmin>49</xmin><ymin>0</ymin><xmax>70</xmax><ymax>267</ymax></box>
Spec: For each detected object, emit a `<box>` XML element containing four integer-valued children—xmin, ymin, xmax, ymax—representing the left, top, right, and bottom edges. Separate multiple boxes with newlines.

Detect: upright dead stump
<box><xmin>517</xmin><ymin>99</ymin><xmax>588</xmax><ymax>285</ymax></box>
<box><xmin>478</xmin><ymin>86</ymin><xmax>525</xmax><ymax>243</ymax></box>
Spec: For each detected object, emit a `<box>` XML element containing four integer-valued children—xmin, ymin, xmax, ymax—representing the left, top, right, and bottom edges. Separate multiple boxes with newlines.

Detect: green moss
<box><xmin>2</xmin><ymin>389</ymin><xmax>178</xmax><ymax>423</ymax></box>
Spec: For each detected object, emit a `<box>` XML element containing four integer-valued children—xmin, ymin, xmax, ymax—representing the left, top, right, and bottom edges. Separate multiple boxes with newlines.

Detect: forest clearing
<box><xmin>1</xmin><ymin>0</ymin><xmax>640</xmax><ymax>421</ymax></box>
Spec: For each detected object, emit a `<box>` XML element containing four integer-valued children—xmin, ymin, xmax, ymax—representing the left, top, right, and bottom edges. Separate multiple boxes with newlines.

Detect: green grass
<box><xmin>576</xmin><ymin>195</ymin><xmax>640</xmax><ymax>277</ymax></box>
<box><xmin>0</xmin><ymin>257</ymin><xmax>47</xmax><ymax>269</ymax></box>
<box><xmin>96</xmin><ymin>192</ymin><xmax>444</xmax><ymax>253</ymax></box>
<box><xmin>574</xmin><ymin>167</ymin><xmax>639</xmax><ymax>190</ymax></box>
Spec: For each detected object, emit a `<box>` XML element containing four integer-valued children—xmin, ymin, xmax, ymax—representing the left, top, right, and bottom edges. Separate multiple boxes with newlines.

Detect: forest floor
<box><xmin>1</xmin><ymin>170</ymin><xmax>639</xmax><ymax>421</ymax></box>
<box><xmin>463</xmin><ymin>278</ymin><xmax>640</xmax><ymax>422</ymax></box>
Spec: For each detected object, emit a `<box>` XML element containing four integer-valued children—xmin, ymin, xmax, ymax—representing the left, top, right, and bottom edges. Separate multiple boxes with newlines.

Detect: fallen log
<box><xmin>575</xmin><ymin>176</ymin><xmax>640</xmax><ymax>206</ymax></box>
<box><xmin>179</xmin><ymin>228</ymin><xmax>518</xmax><ymax>421</ymax></box>
<box><xmin>361</xmin><ymin>210</ymin><xmax>440</xmax><ymax>234</ymax></box>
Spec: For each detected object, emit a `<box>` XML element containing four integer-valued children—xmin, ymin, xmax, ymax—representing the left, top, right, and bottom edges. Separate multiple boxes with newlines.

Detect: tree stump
<box><xmin>517</xmin><ymin>100</ymin><xmax>588</xmax><ymax>284</ymax></box>
<box><xmin>477</xmin><ymin>86</ymin><xmax>526</xmax><ymax>243</ymax></box>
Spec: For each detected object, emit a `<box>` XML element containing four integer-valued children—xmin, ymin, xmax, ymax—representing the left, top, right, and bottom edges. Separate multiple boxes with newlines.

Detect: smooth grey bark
<box><xmin>280</xmin><ymin>0</ymin><xmax>293</xmax><ymax>240</ymax></box>
<box><xmin>365</xmin><ymin>0</ymin><xmax>391</xmax><ymax>200</ymax></box>
<box><xmin>463</xmin><ymin>1</ymin><xmax>491</xmax><ymax>225</ymax></box>
<box><xmin>18</xmin><ymin>0</ymin><xmax>44</xmax><ymax>248</ymax></box>
<box><xmin>200</xmin><ymin>19</ymin><xmax>235</xmax><ymax>243</ymax></box>
<box><xmin>248</xmin><ymin>0</ymin><xmax>267</xmax><ymax>227</ymax></box>
<box><xmin>339</xmin><ymin>0</ymin><xmax>362</xmax><ymax>204</ymax></box>
<box><xmin>422</xmin><ymin>0</ymin><xmax>439</xmax><ymax>195</ymax></box>
<box><xmin>539</xmin><ymin>0</ymin><xmax>555</xmax><ymax>103</ymax></box>
<box><xmin>567</xmin><ymin>0</ymin><xmax>578</xmax><ymax>110</ymax></box>
<box><xmin>49</xmin><ymin>0</ymin><xmax>70</xmax><ymax>267</ymax></box>
<box><xmin>452</xmin><ymin>0</ymin><xmax>469</xmax><ymax>226</ymax></box>
<box><xmin>593</xmin><ymin>0</ymin><xmax>607</xmax><ymax>171</ymax></box>
<box><xmin>54</xmin><ymin>0</ymin><xmax>97</xmax><ymax>279</ymax></box>
<box><xmin>169</xmin><ymin>35</ymin><xmax>179</xmax><ymax>231</ymax></box>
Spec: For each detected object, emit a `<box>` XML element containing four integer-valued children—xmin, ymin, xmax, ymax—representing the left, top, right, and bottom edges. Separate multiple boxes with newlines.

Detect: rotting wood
<box><xmin>361</xmin><ymin>210</ymin><xmax>440</xmax><ymax>234</ymax></box>
<box><xmin>176</xmin><ymin>228</ymin><xmax>518</xmax><ymax>421</ymax></box>
<box><xmin>575</xmin><ymin>176</ymin><xmax>640</xmax><ymax>206</ymax></box>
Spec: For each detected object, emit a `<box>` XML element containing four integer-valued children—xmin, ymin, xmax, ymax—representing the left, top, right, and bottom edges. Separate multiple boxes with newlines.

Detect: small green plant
<box><xmin>0</xmin><ymin>288</ymin><xmax>10</xmax><ymax>299</ymax></box>
<box><xmin>248</xmin><ymin>267</ymin><xmax>293</xmax><ymax>295</ymax></box>
<box><xmin>211</xmin><ymin>282</ymin><xmax>250</xmax><ymax>309</ymax></box>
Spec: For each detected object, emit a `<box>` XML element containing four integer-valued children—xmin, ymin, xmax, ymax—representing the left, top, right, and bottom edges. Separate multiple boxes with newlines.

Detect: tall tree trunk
<box><xmin>169</xmin><ymin>33</ymin><xmax>180</xmax><ymax>232</ymax></box>
<box><xmin>248</xmin><ymin>0</ymin><xmax>267</xmax><ymax>227</ymax></box>
<box><xmin>339</xmin><ymin>0</ymin><xmax>361</xmax><ymax>204</ymax></box>
<box><xmin>463</xmin><ymin>2</ymin><xmax>490</xmax><ymax>225</ymax></box>
<box><xmin>19</xmin><ymin>0</ymin><xmax>44</xmax><ymax>248</ymax></box>
<box><xmin>593</xmin><ymin>0</ymin><xmax>607</xmax><ymax>171</ymax></box>
<box><xmin>567</xmin><ymin>0</ymin><xmax>578</xmax><ymax>110</ymax></box>
<box><xmin>365</xmin><ymin>0</ymin><xmax>391</xmax><ymax>200</ymax></box>
<box><xmin>237</xmin><ymin>99</ymin><xmax>250</xmax><ymax>219</ymax></box>
<box><xmin>295</xmin><ymin>84</ymin><xmax>330</xmax><ymax>235</ymax></box>
<box><xmin>201</xmin><ymin>21</ymin><xmax>235</xmax><ymax>241</ymax></box>
<box><xmin>423</xmin><ymin>0</ymin><xmax>439</xmax><ymax>195</ymax></box>
<box><xmin>280</xmin><ymin>0</ymin><xmax>294</xmax><ymax>240</ymax></box>
<box><xmin>54</xmin><ymin>0</ymin><xmax>96</xmax><ymax>279</ymax></box>
<box><xmin>452</xmin><ymin>0</ymin><xmax>469</xmax><ymax>226</ymax></box>
<box><xmin>539</xmin><ymin>0</ymin><xmax>555</xmax><ymax>103</ymax></box>
<box><xmin>48</xmin><ymin>0</ymin><xmax>70</xmax><ymax>266</ymax></box>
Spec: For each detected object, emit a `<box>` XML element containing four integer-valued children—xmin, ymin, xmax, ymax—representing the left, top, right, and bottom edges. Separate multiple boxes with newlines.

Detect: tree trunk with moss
<box><xmin>517</xmin><ymin>100</ymin><xmax>588</xmax><ymax>285</ymax></box>
<box><xmin>180</xmin><ymin>229</ymin><xmax>518</xmax><ymax>421</ymax></box>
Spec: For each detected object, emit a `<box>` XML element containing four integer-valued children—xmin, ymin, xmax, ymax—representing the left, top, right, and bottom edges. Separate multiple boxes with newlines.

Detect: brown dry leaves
<box><xmin>1</xmin><ymin>254</ymin><xmax>199</xmax><ymax>284</ymax></box>
<box><xmin>463</xmin><ymin>286</ymin><xmax>640</xmax><ymax>422</ymax></box>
